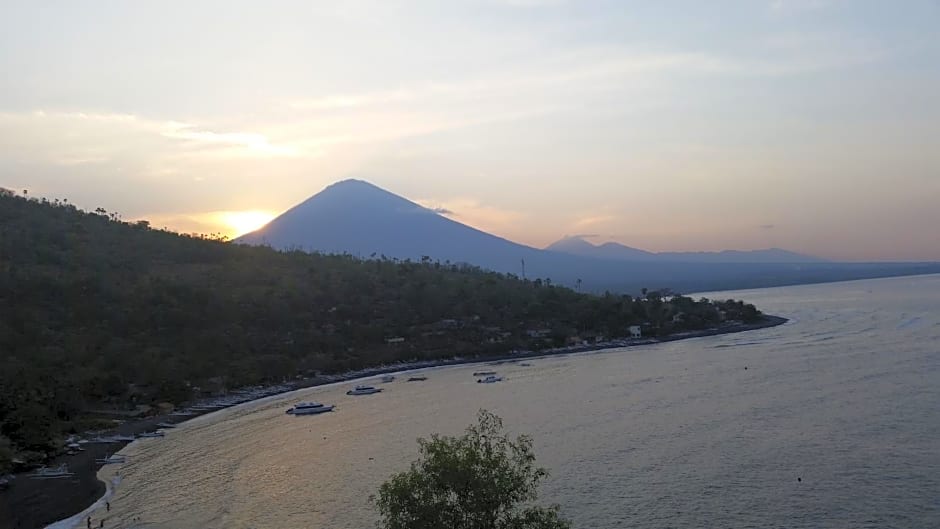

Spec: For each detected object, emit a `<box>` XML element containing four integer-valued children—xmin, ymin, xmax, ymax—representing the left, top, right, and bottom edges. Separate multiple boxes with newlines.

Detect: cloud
<box><xmin>161</xmin><ymin>124</ymin><xmax>298</xmax><ymax>157</ymax></box>
<box><xmin>417</xmin><ymin>198</ymin><xmax>526</xmax><ymax>234</ymax></box>
<box><xmin>571</xmin><ymin>214</ymin><xmax>616</xmax><ymax>230</ymax></box>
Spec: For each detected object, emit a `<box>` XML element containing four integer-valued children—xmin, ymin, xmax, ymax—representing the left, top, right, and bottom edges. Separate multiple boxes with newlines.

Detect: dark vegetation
<box><xmin>0</xmin><ymin>190</ymin><xmax>763</xmax><ymax>471</ymax></box>
<box><xmin>375</xmin><ymin>410</ymin><xmax>569</xmax><ymax>529</ymax></box>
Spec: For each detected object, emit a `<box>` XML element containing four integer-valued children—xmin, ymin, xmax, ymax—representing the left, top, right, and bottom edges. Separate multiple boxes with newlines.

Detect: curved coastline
<box><xmin>16</xmin><ymin>314</ymin><xmax>787</xmax><ymax>529</ymax></box>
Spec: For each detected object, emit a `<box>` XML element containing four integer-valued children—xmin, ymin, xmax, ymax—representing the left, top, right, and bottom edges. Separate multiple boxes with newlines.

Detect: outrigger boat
<box><xmin>96</xmin><ymin>454</ymin><xmax>126</xmax><ymax>464</ymax></box>
<box><xmin>30</xmin><ymin>464</ymin><xmax>75</xmax><ymax>479</ymax></box>
<box><xmin>347</xmin><ymin>385</ymin><xmax>383</xmax><ymax>395</ymax></box>
<box><xmin>286</xmin><ymin>402</ymin><xmax>335</xmax><ymax>415</ymax></box>
<box><xmin>137</xmin><ymin>431</ymin><xmax>165</xmax><ymax>438</ymax></box>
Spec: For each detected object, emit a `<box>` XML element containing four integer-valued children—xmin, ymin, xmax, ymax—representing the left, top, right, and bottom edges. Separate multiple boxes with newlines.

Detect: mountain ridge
<box><xmin>545</xmin><ymin>235</ymin><xmax>824</xmax><ymax>263</ymax></box>
<box><xmin>236</xmin><ymin>179</ymin><xmax>940</xmax><ymax>293</ymax></box>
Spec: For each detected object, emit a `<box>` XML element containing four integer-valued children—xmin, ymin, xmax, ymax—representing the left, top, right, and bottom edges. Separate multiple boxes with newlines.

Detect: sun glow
<box><xmin>220</xmin><ymin>210</ymin><xmax>277</xmax><ymax>238</ymax></box>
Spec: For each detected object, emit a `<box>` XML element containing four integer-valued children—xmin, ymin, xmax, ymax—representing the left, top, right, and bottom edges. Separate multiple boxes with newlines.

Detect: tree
<box><xmin>374</xmin><ymin>410</ymin><xmax>570</xmax><ymax>529</ymax></box>
<box><xmin>0</xmin><ymin>434</ymin><xmax>13</xmax><ymax>473</ymax></box>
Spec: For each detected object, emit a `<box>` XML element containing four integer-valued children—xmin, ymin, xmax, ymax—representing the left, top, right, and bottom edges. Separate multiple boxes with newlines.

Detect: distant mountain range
<box><xmin>237</xmin><ymin>179</ymin><xmax>940</xmax><ymax>293</ymax></box>
<box><xmin>545</xmin><ymin>236</ymin><xmax>824</xmax><ymax>263</ymax></box>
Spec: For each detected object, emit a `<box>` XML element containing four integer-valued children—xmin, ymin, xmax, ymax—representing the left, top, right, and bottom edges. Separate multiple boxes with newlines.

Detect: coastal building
<box><xmin>526</xmin><ymin>328</ymin><xmax>552</xmax><ymax>338</ymax></box>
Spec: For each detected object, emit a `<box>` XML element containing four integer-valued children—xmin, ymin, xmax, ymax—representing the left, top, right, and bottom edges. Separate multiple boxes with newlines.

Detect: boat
<box><xmin>380</xmin><ymin>375</ymin><xmax>395</xmax><ymax>383</ymax></box>
<box><xmin>346</xmin><ymin>385</ymin><xmax>383</xmax><ymax>395</ymax></box>
<box><xmin>96</xmin><ymin>455</ymin><xmax>126</xmax><ymax>464</ymax></box>
<box><xmin>137</xmin><ymin>431</ymin><xmax>165</xmax><ymax>438</ymax></box>
<box><xmin>473</xmin><ymin>371</ymin><xmax>497</xmax><ymax>377</ymax></box>
<box><xmin>30</xmin><ymin>464</ymin><xmax>74</xmax><ymax>479</ymax></box>
<box><xmin>286</xmin><ymin>402</ymin><xmax>335</xmax><ymax>415</ymax></box>
<box><xmin>86</xmin><ymin>436</ymin><xmax>121</xmax><ymax>444</ymax></box>
<box><xmin>407</xmin><ymin>376</ymin><xmax>428</xmax><ymax>382</ymax></box>
<box><xmin>477</xmin><ymin>375</ymin><xmax>503</xmax><ymax>384</ymax></box>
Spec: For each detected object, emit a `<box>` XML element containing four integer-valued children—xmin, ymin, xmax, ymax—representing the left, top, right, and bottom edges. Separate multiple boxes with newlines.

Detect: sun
<box><xmin>220</xmin><ymin>210</ymin><xmax>277</xmax><ymax>238</ymax></box>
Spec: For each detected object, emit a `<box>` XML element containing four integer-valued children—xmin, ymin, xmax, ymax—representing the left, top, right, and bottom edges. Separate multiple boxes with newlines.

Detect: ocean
<box><xmin>69</xmin><ymin>274</ymin><xmax>940</xmax><ymax>528</ymax></box>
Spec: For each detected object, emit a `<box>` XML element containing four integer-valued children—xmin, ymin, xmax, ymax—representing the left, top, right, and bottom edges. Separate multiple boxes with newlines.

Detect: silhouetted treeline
<box><xmin>0</xmin><ymin>190</ymin><xmax>761</xmax><ymax>469</ymax></box>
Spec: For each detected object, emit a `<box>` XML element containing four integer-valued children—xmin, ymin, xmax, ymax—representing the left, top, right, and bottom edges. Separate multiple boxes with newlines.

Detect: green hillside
<box><xmin>0</xmin><ymin>190</ymin><xmax>761</xmax><ymax>468</ymax></box>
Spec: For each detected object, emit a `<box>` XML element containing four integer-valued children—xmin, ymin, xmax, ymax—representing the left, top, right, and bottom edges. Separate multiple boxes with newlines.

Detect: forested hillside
<box><xmin>0</xmin><ymin>190</ymin><xmax>761</xmax><ymax>469</ymax></box>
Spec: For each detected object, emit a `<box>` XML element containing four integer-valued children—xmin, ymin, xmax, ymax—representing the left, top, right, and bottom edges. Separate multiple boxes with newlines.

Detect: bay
<box><xmin>81</xmin><ymin>274</ymin><xmax>940</xmax><ymax>529</ymax></box>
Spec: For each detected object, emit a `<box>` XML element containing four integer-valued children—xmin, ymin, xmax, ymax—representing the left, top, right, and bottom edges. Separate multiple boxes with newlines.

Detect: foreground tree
<box><xmin>375</xmin><ymin>410</ymin><xmax>570</xmax><ymax>529</ymax></box>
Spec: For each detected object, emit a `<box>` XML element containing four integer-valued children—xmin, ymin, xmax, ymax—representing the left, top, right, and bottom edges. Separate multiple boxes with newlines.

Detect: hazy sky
<box><xmin>2</xmin><ymin>1</ymin><xmax>938</xmax><ymax>260</ymax></box>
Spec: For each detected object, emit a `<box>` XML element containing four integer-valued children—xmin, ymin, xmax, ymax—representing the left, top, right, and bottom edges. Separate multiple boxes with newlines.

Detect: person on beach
<box><xmin>86</xmin><ymin>516</ymin><xmax>91</xmax><ymax>529</ymax></box>
<box><xmin>106</xmin><ymin>501</ymin><xmax>110</xmax><ymax>512</ymax></box>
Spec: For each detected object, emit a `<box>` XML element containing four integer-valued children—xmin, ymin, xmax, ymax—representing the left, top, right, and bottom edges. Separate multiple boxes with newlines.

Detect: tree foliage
<box><xmin>0</xmin><ymin>192</ymin><xmax>764</xmax><ymax>464</ymax></box>
<box><xmin>375</xmin><ymin>410</ymin><xmax>570</xmax><ymax>529</ymax></box>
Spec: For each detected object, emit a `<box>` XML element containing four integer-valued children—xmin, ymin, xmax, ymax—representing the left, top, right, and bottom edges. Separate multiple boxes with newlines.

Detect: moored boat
<box><xmin>286</xmin><ymin>402</ymin><xmax>335</xmax><ymax>415</ymax></box>
<box><xmin>30</xmin><ymin>464</ymin><xmax>74</xmax><ymax>479</ymax></box>
<box><xmin>346</xmin><ymin>385</ymin><xmax>383</xmax><ymax>395</ymax></box>
<box><xmin>137</xmin><ymin>431</ymin><xmax>165</xmax><ymax>438</ymax></box>
<box><xmin>96</xmin><ymin>454</ymin><xmax>126</xmax><ymax>464</ymax></box>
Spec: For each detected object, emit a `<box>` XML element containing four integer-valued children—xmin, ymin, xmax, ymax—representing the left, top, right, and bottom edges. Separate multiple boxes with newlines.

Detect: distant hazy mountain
<box><xmin>237</xmin><ymin>180</ymin><xmax>939</xmax><ymax>294</ymax></box>
<box><xmin>546</xmin><ymin>236</ymin><xmax>654</xmax><ymax>261</ymax></box>
<box><xmin>545</xmin><ymin>236</ymin><xmax>824</xmax><ymax>263</ymax></box>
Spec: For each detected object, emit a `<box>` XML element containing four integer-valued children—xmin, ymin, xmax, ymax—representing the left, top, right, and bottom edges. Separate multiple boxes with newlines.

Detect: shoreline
<box><xmin>1</xmin><ymin>315</ymin><xmax>787</xmax><ymax>529</ymax></box>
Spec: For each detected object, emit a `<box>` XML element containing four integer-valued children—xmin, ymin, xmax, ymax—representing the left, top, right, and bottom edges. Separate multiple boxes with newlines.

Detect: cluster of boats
<box><xmin>285</xmin><ymin>373</ymin><xmax>433</xmax><ymax>416</ymax></box>
<box><xmin>27</xmin><ymin>454</ymin><xmax>125</xmax><ymax>480</ymax></box>
<box><xmin>168</xmin><ymin>383</ymin><xmax>296</xmax><ymax>417</ymax></box>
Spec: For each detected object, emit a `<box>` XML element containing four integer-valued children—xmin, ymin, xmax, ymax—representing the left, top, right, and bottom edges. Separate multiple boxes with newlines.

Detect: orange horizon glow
<box><xmin>218</xmin><ymin>210</ymin><xmax>277</xmax><ymax>238</ymax></box>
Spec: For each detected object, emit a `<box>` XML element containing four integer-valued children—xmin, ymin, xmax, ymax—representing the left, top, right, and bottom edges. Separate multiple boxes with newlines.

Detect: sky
<box><xmin>1</xmin><ymin>0</ymin><xmax>938</xmax><ymax>261</ymax></box>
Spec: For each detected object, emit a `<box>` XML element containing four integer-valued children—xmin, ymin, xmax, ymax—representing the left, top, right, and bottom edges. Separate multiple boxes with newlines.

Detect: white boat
<box><xmin>380</xmin><ymin>375</ymin><xmax>395</xmax><ymax>383</ymax></box>
<box><xmin>477</xmin><ymin>375</ymin><xmax>503</xmax><ymax>384</ymax></box>
<box><xmin>137</xmin><ymin>431</ymin><xmax>165</xmax><ymax>438</ymax></box>
<box><xmin>30</xmin><ymin>464</ymin><xmax>74</xmax><ymax>479</ymax></box>
<box><xmin>346</xmin><ymin>385</ymin><xmax>383</xmax><ymax>395</ymax></box>
<box><xmin>96</xmin><ymin>455</ymin><xmax>126</xmax><ymax>464</ymax></box>
<box><xmin>286</xmin><ymin>402</ymin><xmax>335</xmax><ymax>415</ymax></box>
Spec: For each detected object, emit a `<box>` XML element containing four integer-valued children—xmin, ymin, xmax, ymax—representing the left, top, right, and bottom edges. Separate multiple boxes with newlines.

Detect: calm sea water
<box><xmin>74</xmin><ymin>275</ymin><xmax>940</xmax><ymax>529</ymax></box>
